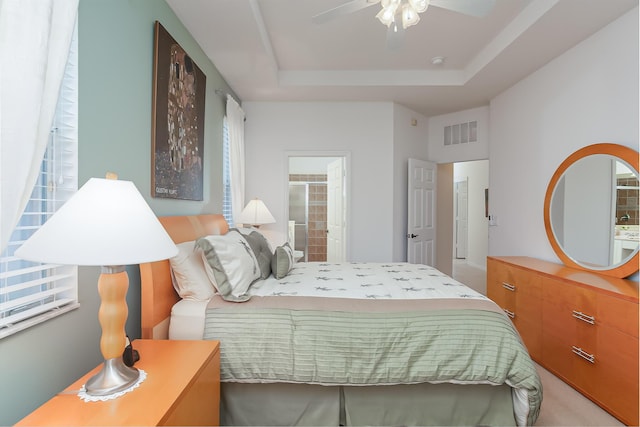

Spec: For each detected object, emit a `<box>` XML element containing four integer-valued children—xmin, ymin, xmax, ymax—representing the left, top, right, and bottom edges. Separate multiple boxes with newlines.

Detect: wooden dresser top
<box><xmin>488</xmin><ymin>256</ymin><xmax>639</xmax><ymax>302</ymax></box>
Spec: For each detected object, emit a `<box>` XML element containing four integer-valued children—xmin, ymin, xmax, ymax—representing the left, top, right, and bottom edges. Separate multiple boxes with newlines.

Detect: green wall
<box><xmin>0</xmin><ymin>1</ymin><xmax>233</xmax><ymax>424</ymax></box>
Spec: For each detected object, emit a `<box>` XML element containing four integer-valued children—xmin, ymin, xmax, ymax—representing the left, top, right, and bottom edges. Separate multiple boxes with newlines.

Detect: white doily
<box><xmin>78</xmin><ymin>369</ymin><xmax>147</xmax><ymax>402</ymax></box>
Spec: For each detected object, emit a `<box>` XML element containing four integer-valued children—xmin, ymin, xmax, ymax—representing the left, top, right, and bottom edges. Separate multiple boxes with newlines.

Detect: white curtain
<box><xmin>226</xmin><ymin>94</ymin><xmax>246</xmax><ymax>225</ymax></box>
<box><xmin>0</xmin><ymin>0</ymin><xmax>79</xmax><ymax>252</ymax></box>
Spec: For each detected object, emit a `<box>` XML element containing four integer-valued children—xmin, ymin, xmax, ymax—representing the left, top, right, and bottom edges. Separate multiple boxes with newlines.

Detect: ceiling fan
<box><xmin>312</xmin><ymin>0</ymin><xmax>496</xmax><ymax>49</ymax></box>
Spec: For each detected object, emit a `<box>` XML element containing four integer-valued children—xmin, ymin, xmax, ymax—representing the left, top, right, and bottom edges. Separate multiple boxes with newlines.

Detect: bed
<box><xmin>140</xmin><ymin>214</ymin><xmax>542</xmax><ymax>426</ymax></box>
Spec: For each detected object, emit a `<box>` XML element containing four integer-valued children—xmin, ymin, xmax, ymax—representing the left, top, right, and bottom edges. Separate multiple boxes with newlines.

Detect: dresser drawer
<box><xmin>488</xmin><ymin>256</ymin><xmax>639</xmax><ymax>426</ymax></box>
<box><xmin>489</xmin><ymin>262</ymin><xmax>541</xmax><ymax>307</ymax></box>
<box><xmin>544</xmin><ymin>325</ymin><xmax>639</xmax><ymax>426</ymax></box>
<box><xmin>593</xmin><ymin>331</ymin><xmax>639</xmax><ymax>426</ymax></box>
<box><xmin>542</xmin><ymin>302</ymin><xmax>639</xmax><ymax>426</ymax></box>
<box><xmin>543</xmin><ymin>277</ymin><xmax>638</xmax><ymax>338</ymax></box>
<box><xmin>487</xmin><ymin>264</ymin><xmax>515</xmax><ymax>311</ymax></box>
<box><xmin>487</xmin><ymin>259</ymin><xmax>542</xmax><ymax>359</ymax></box>
<box><xmin>543</xmin><ymin>278</ymin><xmax>596</xmax><ymax>317</ymax></box>
<box><xmin>542</xmin><ymin>280</ymin><xmax>600</xmax><ymax>348</ymax></box>
<box><xmin>597</xmin><ymin>293</ymin><xmax>639</xmax><ymax>337</ymax></box>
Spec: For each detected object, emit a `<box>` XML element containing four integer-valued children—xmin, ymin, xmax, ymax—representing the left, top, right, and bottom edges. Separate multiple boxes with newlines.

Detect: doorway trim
<box><xmin>285</xmin><ymin>151</ymin><xmax>351</xmax><ymax>261</ymax></box>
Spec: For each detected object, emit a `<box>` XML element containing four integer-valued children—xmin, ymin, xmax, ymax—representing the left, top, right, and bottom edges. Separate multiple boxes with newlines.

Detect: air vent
<box><xmin>444</xmin><ymin>121</ymin><xmax>477</xmax><ymax>146</ymax></box>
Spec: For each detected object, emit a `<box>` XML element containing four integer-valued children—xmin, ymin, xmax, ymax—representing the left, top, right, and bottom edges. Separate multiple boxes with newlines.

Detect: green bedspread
<box><xmin>203</xmin><ymin>295</ymin><xmax>542</xmax><ymax>426</ymax></box>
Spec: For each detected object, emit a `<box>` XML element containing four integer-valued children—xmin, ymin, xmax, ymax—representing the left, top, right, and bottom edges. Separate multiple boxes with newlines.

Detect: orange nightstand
<box><xmin>16</xmin><ymin>339</ymin><xmax>220</xmax><ymax>426</ymax></box>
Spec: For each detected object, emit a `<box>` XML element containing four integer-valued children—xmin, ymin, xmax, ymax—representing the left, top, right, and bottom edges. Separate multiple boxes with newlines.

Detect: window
<box><xmin>0</xmin><ymin>26</ymin><xmax>79</xmax><ymax>339</ymax></box>
<box><xmin>222</xmin><ymin>116</ymin><xmax>235</xmax><ymax>227</ymax></box>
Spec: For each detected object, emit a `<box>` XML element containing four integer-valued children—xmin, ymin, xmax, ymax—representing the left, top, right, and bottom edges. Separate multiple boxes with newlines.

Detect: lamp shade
<box><xmin>15</xmin><ymin>177</ymin><xmax>178</xmax><ymax>266</ymax></box>
<box><xmin>238</xmin><ymin>198</ymin><xmax>275</xmax><ymax>226</ymax></box>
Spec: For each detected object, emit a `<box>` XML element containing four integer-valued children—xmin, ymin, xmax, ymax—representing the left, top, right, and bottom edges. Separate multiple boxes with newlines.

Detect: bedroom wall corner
<box><xmin>392</xmin><ymin>104</ymin><xmax>430</xmax><ymax>262</ymax></box>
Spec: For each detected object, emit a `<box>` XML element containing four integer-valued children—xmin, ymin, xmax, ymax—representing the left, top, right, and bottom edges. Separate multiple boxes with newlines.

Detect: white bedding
<box><xmin>169</xmin><ymin>262</ymin><xmax>489</xmax><ymax>339</ymax></box>
<box><xmin>250</xmin><ymin>262</ymin><xmax>489</xmax><ymax>300</ymax></box>
<box><xmin>169</xmin><ymin>299</ymin><xmax>208</xmax><ymax>339</ymax></box>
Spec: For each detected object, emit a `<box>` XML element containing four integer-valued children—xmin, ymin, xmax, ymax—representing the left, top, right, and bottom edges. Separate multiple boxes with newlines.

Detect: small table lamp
<box><xmin>15</xmin><ymin>174</ymin><xmax>178</xmax><ymax>397</ymax></box>
<box><xmin>238</xmin><ymin>198</ymin><xmax>275</xmax><ymax>228</ymax></box>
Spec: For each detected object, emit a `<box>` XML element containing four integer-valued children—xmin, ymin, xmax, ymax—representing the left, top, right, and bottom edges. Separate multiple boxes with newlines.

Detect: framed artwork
<box><xmin>151</xmin><ymin>21</ymin><xmax>206</xmax><ymax>200</ymax></box>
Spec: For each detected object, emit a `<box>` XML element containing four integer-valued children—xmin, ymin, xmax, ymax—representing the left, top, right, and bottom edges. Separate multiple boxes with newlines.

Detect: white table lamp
<box><xmin>15</xmin><ymin>174</ymin><xmax>178</xmax><ymax>397</ymax></box>
<box><xmin>238</xmin><ymin>198</ymin><xmax>275</xmax><ymax>228</ymax></box>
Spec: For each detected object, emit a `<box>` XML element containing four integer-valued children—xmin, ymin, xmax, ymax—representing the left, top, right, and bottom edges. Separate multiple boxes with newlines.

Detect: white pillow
<box><xmin>169</xmin><ymin>240</ymin><xmax>216</xmax><ymax>301</ymax></box>
<box><xmin>196</xmin><ymin>230</ymin><xmax>261</xmax><ymax>302</ymax></box>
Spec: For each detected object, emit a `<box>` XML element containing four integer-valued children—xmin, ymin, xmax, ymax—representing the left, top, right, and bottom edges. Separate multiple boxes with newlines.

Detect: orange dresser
<box><xmin>487</xmin><ymin>256</ymin><xmax>639</xmax><ymax>426</ymax></box>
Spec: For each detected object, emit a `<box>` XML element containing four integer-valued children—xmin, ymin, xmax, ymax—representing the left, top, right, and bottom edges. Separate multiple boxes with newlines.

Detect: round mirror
<box><xmin>544</xmin><ymin>143</ymin><xmax>639</xmax><ymax>278</ymax></box>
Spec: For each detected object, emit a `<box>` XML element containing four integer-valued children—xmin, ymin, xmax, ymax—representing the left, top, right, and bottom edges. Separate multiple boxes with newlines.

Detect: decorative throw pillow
<box><xmin>235</xmin><ymin>227</ymin><xmax>275</xmax><ymax>253</ymax></box>
<box><xmin>169</xmin><ymin>240</ymin><xmax>216</xmax><ymax>301</ymax></box>
<box><xmin>271</xmin><ymin>242</ymin><xmax>295</xmax><ymax>279</ymax></box>
<box><xmin>232</xmin><ymin>228</ymin><xmax>273</xmax><ymax>279</ymax></box>
<box><xmin>196</xmin><ymin>230</ymin><xmax>261</xmax><ymax>302</ymax></box>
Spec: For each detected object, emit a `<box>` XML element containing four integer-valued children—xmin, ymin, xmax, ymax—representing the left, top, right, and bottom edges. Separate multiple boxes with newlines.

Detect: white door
<box><xmin>455</xmin><ymin>180</ymin><xmax>468</xmax><ymax>259</ymax></box>
<box><xmin>407</xmin><ymin>158</ymin><xmax>437</xmax><ymax>266</ymax></box>
<box><xmin>327</xmin><ymin>158</ymin><xmax>345</xmax><ymax>262</ymax></box>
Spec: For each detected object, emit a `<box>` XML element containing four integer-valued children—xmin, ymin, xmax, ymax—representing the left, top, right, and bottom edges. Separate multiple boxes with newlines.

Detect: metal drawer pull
<box><xmin>501</xmin><ymin>282</ymin><xmax>516</xmax><ymax>292</ymax></box>
<box><xmin>572</xmin><ymin>310</ymin><xmax>595</xmax><ymax>325</ymax></box>
<box><xmin>503</xmin><ymin>309</ymin><xmax>515</xmax><ymax>319</ymax></box>
<box><xmin>571</xmin><ymin>346</ymin><xmax>595</xmax><ymax>364</ymax></box>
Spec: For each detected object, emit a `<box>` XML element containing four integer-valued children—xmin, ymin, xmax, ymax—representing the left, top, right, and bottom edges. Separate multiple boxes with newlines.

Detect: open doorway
<box><xmin>453</xmin><ymin>160</ymin><xmax>489</xmax><ymax>270</ymax></box>
<box><xmin>287</xmin><ymin>155</ymin><xmax>348</xmax><ymax>262</ymax></box>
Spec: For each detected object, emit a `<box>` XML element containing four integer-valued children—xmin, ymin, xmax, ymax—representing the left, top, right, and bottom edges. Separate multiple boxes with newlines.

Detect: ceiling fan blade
<box><xmin>386</xmin><ymin>22</ymin><xmax>405</xmax><ymax>50</ymax></box>
<box><xmin>429</xmin><ymin>0</ymin><xmax>496</xmax><ymax>17</ymax></box>
<box><xmin>312</xmin><ymin>0</ymin><xmax>381</xmax><ymax>25</ymax></box>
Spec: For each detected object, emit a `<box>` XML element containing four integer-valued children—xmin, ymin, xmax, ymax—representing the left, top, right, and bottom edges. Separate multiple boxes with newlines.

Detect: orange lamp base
<box><xmin>84</xmin><ymin>267</ymin><xmax>139</xmax><ymax>396</ymax></box>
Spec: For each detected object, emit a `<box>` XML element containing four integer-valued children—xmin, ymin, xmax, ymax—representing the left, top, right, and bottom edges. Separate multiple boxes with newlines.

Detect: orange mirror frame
<box><xmin>543</xmin><ymin>143</ymin><xmax>639</xmax><ymax>278</ymax></box>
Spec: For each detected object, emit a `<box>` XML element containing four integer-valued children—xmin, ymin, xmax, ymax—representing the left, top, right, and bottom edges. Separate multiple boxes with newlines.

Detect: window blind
<box><xmin>0</xmin><ymin>25</ymin><xmax>79</xmax><ymax>339</ymax></box>
<box><xmin>222</xmin><ymin>117</ymin><xmax>235</xmax><ymax>227</ymax></box>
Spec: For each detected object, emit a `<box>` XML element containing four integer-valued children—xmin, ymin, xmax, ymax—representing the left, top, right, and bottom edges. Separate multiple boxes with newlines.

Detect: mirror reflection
<box><xmin>550</xmin><ymin>154</ymin><xmax>639</xmax><ymax>269</ymax></box>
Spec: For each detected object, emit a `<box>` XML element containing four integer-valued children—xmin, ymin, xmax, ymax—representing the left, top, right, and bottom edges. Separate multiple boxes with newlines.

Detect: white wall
<box><xmin>488</xmin><ymin>7</ymin><xmax>639</xmax><ymax>279</ymax></box>
<box><xmin>243</xmin><ymin>102</ymin><xmax>397</xmax><ymax>261</ymax></box>
<box><xmin>243</xmin><ymin>101</ymin><xmax>429</xmax><ymax>262</ymax></box>
<box><xmin>289</xmin><ymin>157</ymin><xmax>338</xmax><ymax>174</ymax></box>
<box><xmin>454</xmin><ymin>160</ymin><xmax>489</xmax><ymax>270</ymax></box>
<box><xmin>392</xmin><ymin>104</ymin><xmax>430</xmax><ymax>262</ymax></box>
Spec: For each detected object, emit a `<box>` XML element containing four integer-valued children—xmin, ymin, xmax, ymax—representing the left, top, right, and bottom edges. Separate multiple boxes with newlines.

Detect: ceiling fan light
<box><xmin>376</xmin><ymin>4</ymin><xmax>398</xmax><ymax>27</ymax></box>
<box><xmin>408</xmin><ymin>0</ymin><xmax>429</xmax><ymax>13</ymax></box>
<box><xmin>401</xmin><ymin>3</ymin><xmax>420</xmax><ymax>28</ymax></box>
<box><xmin>381</xmin><ymin>0</ymin><xmax>401</xmax><ymax>8</ymax></box>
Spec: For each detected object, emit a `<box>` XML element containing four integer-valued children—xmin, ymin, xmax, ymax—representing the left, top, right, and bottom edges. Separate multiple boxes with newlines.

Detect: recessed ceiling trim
<box><xmin>165</xmin><ymin>0</ymin><xmax>637</xmax><ymax>116</ymax></box>
<box><xmin>464</xmin><ymin>0</ymin><xmax>560</xmax><ymax>81</ymax></box>
<box><xmin>278</xmin><ymin>69</ymin><xmax>466</xmax><ymax>87</ymax></box>
<box><xmin>265</xmin><ymin>0</ymin><xmax>563</xmax><ymax>90</ymax></box>
<box><xmin>249</xmin><ymin>0</ymin><xmax>279</xmax><ymax>73</ymax></box>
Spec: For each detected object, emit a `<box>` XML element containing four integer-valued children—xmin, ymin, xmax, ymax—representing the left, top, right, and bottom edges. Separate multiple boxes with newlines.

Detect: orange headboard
<box><xmin>139</xmin><ymin>214</ymin><xmax>229</xmax><ymax>339</ymax></box>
